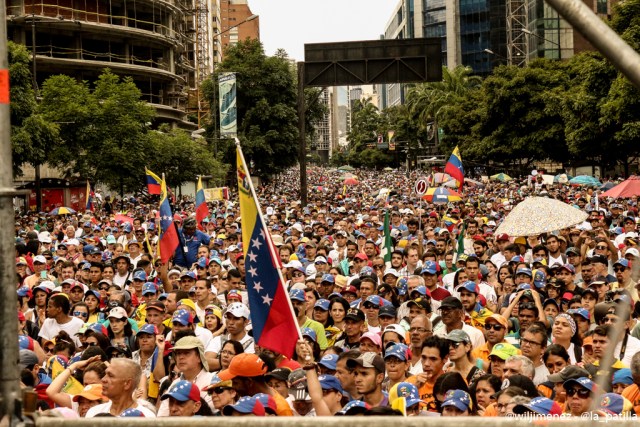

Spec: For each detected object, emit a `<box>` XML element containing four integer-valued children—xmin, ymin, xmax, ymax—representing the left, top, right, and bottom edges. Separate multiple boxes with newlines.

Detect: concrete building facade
<box><xmin>218</xmin><ymin>0</ymin><xmax>259</xmax><ymax>57</ymax></box>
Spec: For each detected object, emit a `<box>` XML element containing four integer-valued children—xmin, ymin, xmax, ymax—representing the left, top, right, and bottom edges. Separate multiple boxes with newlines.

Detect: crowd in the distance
<box><xmin>14</xmin><ymin>167</ymin><xmax>640</xmax><ymax>418</ymax></box>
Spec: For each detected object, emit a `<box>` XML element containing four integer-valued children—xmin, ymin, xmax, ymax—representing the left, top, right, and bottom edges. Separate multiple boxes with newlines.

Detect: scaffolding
<box><xmin>194</xmin><ymin>0</ymin><xmax>210</xmax><ymax>84</ymax></box>
<box><xmin>506</xmin><ymin>0</ymin><xmax>529</xmax><ymax>66</ymax></box>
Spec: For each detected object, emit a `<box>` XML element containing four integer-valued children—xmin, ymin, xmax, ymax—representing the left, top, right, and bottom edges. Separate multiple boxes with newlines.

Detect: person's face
<box><xmin>592</xmin><ymin>334</ymin><xmax>610</xmax><ymax>359</ymax></box>
<box><xmin>593</xmin><ymin>282</ymin><xmax>609</xmax><ymax>299</ymax></box>
<box><xmin>484</xmin><ymin>320</ymin><xmax>506</xmax><ymax>344</ymax></box>
<box><xmin>209</xmin><ymin>386</ymin><xmax>236</xmax><ymax>409</ymax></box>
<box><xmin>545</xmin><ymin>354</ymin><xmax>568</xmax><ymax>374</ymax></box>
<box><xmin>566</xmin><ymin>385</ymin><xmax>592</xmax><ymax>416</ymax></box>
<box><xmin>520</xmin><ymin>331</ymin><xmax>545</xmax><ymax>360</ymax></box>
<box><xmin>76</xmin><ymin>396</ymin><xmax>101</xmax><ymax>417</ymax></box>
<box><xmin>489</xmin><ymin>356</ymin><xmax>506</xmax><ymax>378</ymax></box>
<box><xmin>89</xmin><ymin>267</ymin><xmax>102</xmax><ymax>283</ymax></box>
<box><xmin>359</xmin><ymin>338</ymin><xmax>380</xmax><ymax>354</ymax></box>
<box><xmin>546</xmin><ymin>238</ymin><xmax>559</xmax><ymax>253</ymax></box>
<box><xmin>46</xmin><ymin>300</ymin><xmax>61</xmax><ymax>318</ymax></box>
<box><xmin>615</xmin><ymin>263</ymin><xmax>631</xmax><ymax>282</ymax></box>
<box><xmin>137</xmin><ymin>332</ymin><xmax>156</xmax><ymax>352</ymax></box>
<box><xmin>116</xmin><ymin>259</ymin><xmax>128</xmax><ymax>273</ymax></box>
<box><xmin>85</xmin><ymin>295</ymin><xmax>99</xmax><ymax>312</ymax></box>
<box><xmin>174</xmin><ymin>348</ymin><xmax>201</xmax><ymax>372</ymax></box>
<box><xmin>346</xmin><ymin>245</ymin><xmax>358</xmax><ymax>259</ymax></box>
<box><xmin>406</xmin><ymin>249</ymin><xmax>419</xmax><ymax>265</ymax></box>
<box><xmin>353</xmin><ymin>366</ymin><xmax>381</xmax><ymax>395</ymax></box>
<box><xmin>473</xmin><ymin>244</ymin><xmax>486</xmax><ymax>258</ymax></box>
<box><xmin>194</xmin><ymin>280</ymin><xmax>209</xmax><ymax>303</ymax></box>
<box><xmin>109</xmin><ymin>316</ymin><xmax>126</xmax><ymax>334</ymax></box>
<box><xmin>475</xmin><ymin>380</ymin><xmax>496</xmax><ymax>409</ymax></box>
<box><xmin>362</xmin><ymin>302</ymin><xmax>380</xmax><ymax>322</ymax></box>
<box><xmin>448</xmin><ymin>340</ymin><xmax>469</xmax><ymax>362</ymax></box>
<box><xmin>220</xmin><ymin>342</ymin><xmax>238</xmax><ymax>369</ymax></box>
<box><xmin>344</xmin><ymin>319</ymin><xmax>363</xmax><ymax>338</ymax></box>
<box><xmin>313</xmin><ymin>307</ymin><xmax>329</xmax><ymax>324</ymax></box>
<box><xmin>439</xmin><ymin>306</ymin><xmax>461</xmax><ymax>327</ymax></box>
<box><xmin>267</xmin><ymin>379</ymin><xmax>289</xmax><ymax>398</ymax></box>
<box><xmin>552</xmin><ymin>316</ymin><xmax>573</xmax><ymax>341</ymax></box>
<box><xmin>421</xmin><ymin>346</ymin><xmax>446</xmax><ymax>381</ymax></box>
<box><xmin>61</xmin><ymin>266</ymin><xmax>75</xmax><ymax>280</ymax></box>
<box><xmin>330</xmin><ymin>303</ymin><xmax>345</xmax><ymax>323</ymax></box>
<box><xmin>168</xmin><ymin>396</ymin><xmax>200</xmax><ymax>416</ymax></box>
<box><xmin>224</xmin><ymin>313</ymin><xmax>247</xmax><ymax>335</ymax></box>
<box><xmin>34</xmin><ymin>290</ymin><xmax>48</xmax><ymax>307</ymax></box>
<box><xmin>292</xmin><ymin>300</ymin><xmax>307</xmax><ymax>319</ymax></box>
<box><xmin>228</xmin><ymin>276</ymin><xmax>242</xmax><ymax>290</ymax></box>
<box><xmin>391</xmin><ymin>253</ymin><xmax>403</xmax><ymax>268</ymax></box>
<box><xmin>443</xmin><ymin>405</ymin><xmax>468</xmax><ymax>417</ymax></box>
<box><xmin>582</xmin><ymin>294</ymin><xmax>596</xmax><ymax>311</ymax></box>
<box><xmin>335</xmin><ymin>358</ymin><xmax>355</xmax><ymax>391</ymax></box>
<box><xmin>101</xmin><ymin>363</ymin><xmax>129</xmax><ymax>398</ymax></box>
<box><xmin>459</xmin><ymin>290</ymin><xmax>477</xmax><ymax>311</ymax></box>
<box><xmin>503</xmin><ymin>359</ymin><xmax>523</xmax><ymax>379</ymax></box>
<box><xmin>359</xmin><ymin>282</ymin><xmax>375</xmax><ymax>299</ymax></box>
<box><xmin>518</xmin><ymin>308</ymin><xmax>536</xmax><ymax>330</ymax></box>
<box><xmin>613</xmin><ymin>383</ymin><xmax>627</xmax><ymax>395</ymax></box>
<box><xmin>496</xmin><ymin>393</ymin><xmax>512</xmax><ymax>416</ymax></box>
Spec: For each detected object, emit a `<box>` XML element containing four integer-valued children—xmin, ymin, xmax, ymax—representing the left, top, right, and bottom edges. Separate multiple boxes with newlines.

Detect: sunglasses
<box><xmin>363</xmin><ymin>304</ymin><xmax>380</xmax><ymax>310</ymax></box>
<box><xmin>519</xmin><ymin>303</ymin><xmax>536</xmax><ymax>310</ymax></box>
<box><xmin>614</xmin><ymin>267</ymin><xmax>626</xmax><ymax>272</ymax></box>
<box><xmin>209</xmin><ymin>386</ymin><xmax>232</xmax><ymax>395</ymax></box>
<box><xmin>595</xmin><ymin>245</ymin><xmax>608</xmax><ymax>250</ymax></box>
<box><xmin>565</xmin><ymin>388</ymin><xmax>591</xmax><ymax>398</ymax></box>
<box><xmin>449</xmin><ymin>342</ymin><xmax>463</xmax><ymax>349</ymax></box>
<box><xmin>484</xmin><ymin>324</ymin><xmax>504</xmax><ymax>331</ymax></box>
<box><xmin>373</xmin><ymin>265</ymin><xmax>385</xmax><ymax>270</ymax></box>
<box><xmin>44</xmin><ymin>347</ymin><xmax>54</xmax><ymax>353</ymax></box>
<box><xmin>73</xmin><ymin>311</ymin><xmax>88</xmax><ymax>318</ymax></box>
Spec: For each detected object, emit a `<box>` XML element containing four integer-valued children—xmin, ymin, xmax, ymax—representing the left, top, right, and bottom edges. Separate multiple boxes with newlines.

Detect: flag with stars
<box><xmin>237</xmin><ymin>146</ymin><xmax>300</xmax><ymax>358</ymax></box>
<box><xmin>195</xmin><ymin>175</ymin><xmax>209</xmax><ymax>231</ymax></box>
<box><xmin>158</xmin><ymin>175</ymin><xmax>179</xmax><ymax>264</ymax></box>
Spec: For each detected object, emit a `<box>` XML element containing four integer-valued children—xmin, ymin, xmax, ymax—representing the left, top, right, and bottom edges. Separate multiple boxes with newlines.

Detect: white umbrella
<box><xmin>495</xmin><ymin>196</ymin><xmax>588</xmax><ymax>236</ymax></box>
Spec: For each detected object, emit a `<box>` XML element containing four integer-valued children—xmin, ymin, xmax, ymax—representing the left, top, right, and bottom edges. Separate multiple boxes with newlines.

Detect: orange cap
<box><xmin>72</xmin><ymin>384</ymin><xmax>107</xmax><ymax>402</ymax></box>
<box><xmin>218</xmin><ymin>353</ymin><xmax>268</xmax><ymax>381</ymax></box>
<box><xmin>485</xmin><ymin>313</ymin><xmax>508</xmax><ymax>329</ymax></box>
<box><xmin>582</xmin><ymin>336</ymin><xmax>593</xmax><ymax>348</ymax></box>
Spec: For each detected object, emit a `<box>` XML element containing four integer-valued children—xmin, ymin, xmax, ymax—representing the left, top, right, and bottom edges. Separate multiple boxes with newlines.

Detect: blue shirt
<box><xmin>173</xmin><ymin>228</ymin><xmax>211</xmax><ymax>268</ymax></box>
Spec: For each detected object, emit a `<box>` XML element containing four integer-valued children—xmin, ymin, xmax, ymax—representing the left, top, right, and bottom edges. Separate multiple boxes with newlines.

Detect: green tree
<box><xmin>202</xmin><ymin>40</ymin><xmax>300</xmax><ymax>178</ymax></box>
<box><xmin>347</xmin><ymin>97</ymin><xmax>382</xmax><ymax>155</ymax></box>
<box><xmin>9</xmin><ymin>41</ymin><xmax>60</xmax><ymax>176</ymax></box>
<box><xmin>147</xmin><ymin>125</ymin><xmax>227</xmax><ymax>188</ymax></box>
<box><xmin>40</xmin><ymin>70</ymin><xmax>155</xmax><ymax>194</ymax></box>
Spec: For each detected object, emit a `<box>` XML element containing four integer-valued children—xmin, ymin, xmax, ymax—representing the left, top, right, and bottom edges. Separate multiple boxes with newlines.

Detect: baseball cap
<box><xmin>119</xmin><ymin>409</ymin><xmax>145</xmax><ymax>417</ymax></box>
<box><xmin>72</xmin><ymin>384</ymin><xmax>107</xmax><ymax>403</ymax></box>
<box><xmin>314</xmin><ymin>255</ymin><xmax>328</xmax><ymax>264</ymax></box>
<box><xmin>378</xmin><ymin>305</ymin><xmax>397</xmax><ymax>319</ymax></box>
<box><xmin>141</xmin><ymin>282</ymin><xmax>157</xmax><ymax>296</ymax></box>
<box><xmin>138</xmin><ymin>324</ymin><xmax>158</xmax><ymax>336</ymax></box>
<box><xmin>33</xmin><ymin>255</ymin><xmax>47</xmax><ymax>264</ymax></box>
<box><xmin>146</xmin><ymin>300</ymin><xmax>166</xmax><ymax>313</ymax></box>
<box><xmin>253</xmin><ymin>393</ymin><xmax>278</xmax><ymax>415</ymax></box>
<box><xmin>132</xmin><ymin>270</ymin><xmax>147</xmax><ymax>282</ymax></box>
<box><xmin>446</xmin><ymin>329</ymin><xmax>471</xmax><ymax>344</ymax></box>
<box><xmin>302</xmin><ymin>327</ymin><xmax>317</xmax><ymax>343</ymax></box>
<box><xmin>489</xmin><ymin>343</ymin><xmax>519</xmax><ymax>361</ymax></box>
<box><xmin>500</xmin><ymin>375</ymin><xmax>539</xmax><ymax>397</ymax></box>
<box><xmin>439</xmin><ymin>296</ymin><xmax>463</xmax><ymax>310</ymax></box>
<box><xmin>567</xmin><ymin>307</ymin><xmax>590</xmax><ymax>321</ymax></box>
<box><xmin>384</xmin><ymin>343</ymin><xmax>411</xmax><ymax>362</ymax></box>
<box><xmin>442</xmin><ymin>389</ymin><xmax>472</xmax><ymax>412</ymax></box>
<box><xmin>547</xmin><ymin>365</ymin><xmax>590</xmax><ymax>383</ymax></box>
<box><xmin>289</xmin><ymin>288</ymin><xmax>306</xmax><ymax>302</ymax></box>
<box><xmin>456</xmin><ymin>281</ymin><xmax>479</xmax><ymax>294</ymax></box>
<box><xmin>614</xmin><ymin>259</ymin><xmax>630</xmax><ymax>268</ymax></box>
<box><xmin>485</xmin><ymin>314</ymin><xmax>508</xmax><ymax>329</ymax></box>
<box><xmin>612</xmin><ymin>368</ymin><xmax>633</xmax><ymax>386</ymax></box>
<box><xmin>180</xmin><ymin>271</ymin><xmax>197</xmax><ymax>280</ymax></box>
<box><xmin>19</xmin><ymin>350</ymin><xmax>38</xmax><ymax>369</ymax></box>
<box><xmin>338</xmin><ymin>400</ymin><xmax>371</xmax><ymax>415</ymax></box>
<box><xmin>563</xmin><ymin>377</ymin><xmax>596</xmax><ymax>392</ymax></box>
<box><xmin>196</xmin><ymin>257</ymin><xmax>209</xmax><ymax>269</ymax></box>
<box><xmin>360</xmin><ymin>332</ymin><xmax>382</xmax><ymax>349</ymax></box>
<box><xmin>512</xmin><ymin>396</ymin><xmax>562</xmax><ymax>416</ymax></box>
<box><xmin>264</xmin><ymin>368</ymin><xmax>291</xmax><ymax>383</ymax></box>
<box><xmin>161</xmin><ymin>380</ymin><xmax>201</xmax><ymax>402</ymax></box>
<box><xmin>218</xmin><ymin>353</ymin><xmax>268</xmax><ymax>381</ymax></box>
<box><xmin>589</xmin><ymin>254</ymin><xmax>608</xmax><ymax>265</ymax></box>
<box><xmin>341</xmin><ymin>285</ymin><xmax>358</xmax><ymax>296</ymax></box>
<box><xmin>227</xmin><ymin>289</ymin><xmax>243</xmax><ymax>301</ymax></box>
<box><xmin>85</xmin><ymin>323</ymin><xmax>109</xmax><ymax>337</ymax></box>
<box><xmin>288</xmin><ymin>369</ymin><xmax>310</xmax><ymax>401</ymax></box>
<box><xmin>321</xmin><ymin>274</ymin><xmax>335</xmax><ymax>284</ymax></box>
<box><xmin>345</xmin><ymin>308</ymin><xmax>365</xmax><ymax>322</ymax></box>
<box><xmin>222</xmin><ymin>396</ymin><xmax>265</xmax><ymax>416</ymax></box>
<box><xmin>420</xmin><ymin>260</ymin><xmax>437</xmax><ymax>275</ymax></box>
<box><xmin>346</xmin><ymin>352</ymin><xmax>385</xmax><ymax>373</ymax></box>
<box><xmin>314</xmin><ymin>299</ymin><xmax>330</xmax><ymax>311</ymax></box>
<box><xmin>318</xmin><ymin>375</ymin><xmax>344</xmax><ymax>395</ymax></box>
<box><xmin>225</xmin><ymin>302</ymin><xmax>250</xmax><ymax>319</ymax></box>
<box><xmin>516</xmin><ymin>268</ymin><xmax>532</xmax><ymax>277</ymax></box>
<box><xmin>496</xmin><ymin>233</ymin><xmax>510</xmax><ymax>241</ymax></box>
<box><xmin>318</xmin><ymin>354</ymin><xmax>339</xmax><ymax>371</ymax></box>
<box><xmin>597</xmin><ymin>393</ymin><xmax>631</xmax><ymax>415</ymax></box>
<box><xmin>107</xmin><ymin>307</ymin><xmax>128</xmax><ymax>320</ymax></box>
<box><xmin>171</xmin><ymin>309</ymin><xmax>194</xmax><ymax>325</ymax></box>
<box><xmin>392</xmin><ymin>381</ymin><xmax>423</xmax><ymax>408</ymax></box>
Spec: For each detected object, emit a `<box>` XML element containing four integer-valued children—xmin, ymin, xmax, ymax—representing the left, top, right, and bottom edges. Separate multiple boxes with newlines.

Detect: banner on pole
<box><xmin>219</xmin><ymin>73</ymin><xmax>237</xmax><ymax>137</ymax></box>
<box><xmin>203</xmin><ymin>187</ymin><xmax>230</xmax><ymax>201</ymax></box>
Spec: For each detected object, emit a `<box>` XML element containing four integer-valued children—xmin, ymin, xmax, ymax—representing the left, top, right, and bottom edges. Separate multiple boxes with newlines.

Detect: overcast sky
<box><xmin>249</xmin><ymin>0</ymin><xmax>398</xmax><ymax>60</ymax></box>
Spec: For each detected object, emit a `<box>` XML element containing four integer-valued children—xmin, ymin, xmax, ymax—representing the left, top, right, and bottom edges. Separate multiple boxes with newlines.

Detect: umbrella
<box><xmin>338</xmin><ymin>165</ymin><xmax>355</xmax><ymax>172</ymax></box>
<box><xmin>343</xmin><ymin>177</ymin><xmax>359</xmax><ymax>186</ymax></box>
<box><xmin>553</xmin><ymin>173</ymin><xmax>572</xmax><ymax>183</ymax></box>
<box><xmin>422</xmin><ymin>187</ymin><xmax>462</xmax><ymax>204</ymax></box>
<box><xmin>569</xmin><ymin>175</ymin><xmax>602</xmax><ymax>187</ymax></box>
<box><xmin>48</xmin><ymin>207</ymin><xmax>76</xmax><ymax>215</ymax></box>
<box><xmin>602</xmin><ymin>176</ymin><xmax>640</xmax><ymax>198</ymax></box>
<box><xmin>383</xmin><ymin>167</ymin><xmax>394</xmax><ymax>172</ymax></box>
<box><xmin>600</xmin><ymin>182</ymin><xmax>616</xmax><ymax>191</ymax></box>
<box><xmin>465</xmin><ymin>178</ymin><xmax>485</xmax><ymax>187</ymax></box>
<box><xmin>114</xmin><ymin>213</ymin><xmax>134</xmax><ymax>224</ymax></box>
<box><xmin>495</xmin><ymin>196</ymin><xmax>588</xmax><ymax>236</ymax></box>
<box><xmin>490</xmin><ymin>173</ymin><xmax>513</xmax><ymax>182</ymax></box>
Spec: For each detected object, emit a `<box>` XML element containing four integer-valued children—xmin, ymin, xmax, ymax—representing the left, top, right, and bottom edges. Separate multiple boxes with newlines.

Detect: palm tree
<box><xmin>406</xmin><ymin>66</ymin><xmax>482</xmax><ymax>133</ymax></box>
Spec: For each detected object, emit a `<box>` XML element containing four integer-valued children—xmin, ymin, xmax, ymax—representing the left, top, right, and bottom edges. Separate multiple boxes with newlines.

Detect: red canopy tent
<box><xmin>601</xmin><ymin>176</ymin><xmax>640</xmax><ymax>198</ymax></box>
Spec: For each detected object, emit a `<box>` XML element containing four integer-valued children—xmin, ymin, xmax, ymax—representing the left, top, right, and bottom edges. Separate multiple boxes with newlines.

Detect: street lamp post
<box><xmin>484</xmin><ymin>48</ymin><xmax>508</xmax><ymax>63</ymax></box>
<box><xmin>521</xmin><ymin>28</ymin><xmax>561</xmax><ymax>60</ymax></box>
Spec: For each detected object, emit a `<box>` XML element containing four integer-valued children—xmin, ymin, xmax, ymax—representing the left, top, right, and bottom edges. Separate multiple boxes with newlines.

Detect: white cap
<box><xmin>227</xmin><ymin>245</ymin><xmax>240</xmax><ymax>252</ymax></box>
<box><xmin>225</xmin><ymin>302</ymin><xmax>250</xmax><ymax>319</ymax></box>
<box><xmin>626</xmin><ymin>248</ymin><xmax>639</xmax><ymax>258</ymax></box>
<box><xmin>168</xmin><ymin>269</ymin><xmax>182</xmax><ymax>277</ymax></box>
<box><xmin>67</xmin><ymin>239</ymin><xmax>79</xmax><ymax>246</ymax></box>
<box><xmin>107</xmin><ymin>306</ymin><xmax>128</xmax><ymax>319</ymax></box>
<box><xmin>33</xmin><ymin>255</ymin><xmax>47</xmax><ymax>264</ymax></box>
<box><xmin>305</xmin><ymin>264</ymin><xmax>317</xmax><ymax>276</ymax></box>
<box><xmin>39</xmin><ymin>233</ymin><xmax>52</xmax><ymax>243</ymax></box>
<box><xmin>37</xmin><ymin>281</ymin><xmax>56</xmax><ymax>292</ymax></box>
<box><xmin>291</xmin><ymin>223</ymin><xmax>303</xmax><ymax>232</ymax></box>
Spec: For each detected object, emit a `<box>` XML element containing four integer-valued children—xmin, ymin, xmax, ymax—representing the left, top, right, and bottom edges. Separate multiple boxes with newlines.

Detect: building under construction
<box><xmin>5</xmin><ymin>0</ymin><xmax>222</xmax><ymax>129</ymax></box>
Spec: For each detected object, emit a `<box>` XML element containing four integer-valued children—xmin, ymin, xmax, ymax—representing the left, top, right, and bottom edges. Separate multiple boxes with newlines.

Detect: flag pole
<box><xmin>234</xmin><ymin>138</ymin><xmax>303</xmax><ymax>342</ymax></box>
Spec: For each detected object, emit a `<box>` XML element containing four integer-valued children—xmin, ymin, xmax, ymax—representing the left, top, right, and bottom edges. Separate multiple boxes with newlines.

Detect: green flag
<box><xmin>381</xmin><ymin>210</ymin><xmax>393</xmax><ymax>268</ymax></box>
<box><xmin>454</xmin><ymin>222</ymin><xmax>467</xmax><ymax>263</ymax></box>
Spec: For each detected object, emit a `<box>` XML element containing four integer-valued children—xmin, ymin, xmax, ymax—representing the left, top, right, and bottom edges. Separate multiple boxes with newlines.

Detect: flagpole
<box><xmin>234</xmin><ymin>138</ymin><xmax>303</xmax><ymax>342</ymax></box>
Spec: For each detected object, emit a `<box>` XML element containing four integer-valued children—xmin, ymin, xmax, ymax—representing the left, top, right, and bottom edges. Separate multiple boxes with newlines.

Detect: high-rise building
<box><xmin>5</xmin><ymin>0</ymin><xmax>219</xmax><ymax>129</ymax></box>
<box><xmin>219</xmin><ymin>0</ymin><xmax>260</xmax><ymax>57</ymax></box>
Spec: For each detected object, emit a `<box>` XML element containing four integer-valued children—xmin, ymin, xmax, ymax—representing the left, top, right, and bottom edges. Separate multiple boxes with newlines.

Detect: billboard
<box><xmin>219</xmin><ymin>72</ymin><xmax>237</xmax><ymax>137</ymax></box>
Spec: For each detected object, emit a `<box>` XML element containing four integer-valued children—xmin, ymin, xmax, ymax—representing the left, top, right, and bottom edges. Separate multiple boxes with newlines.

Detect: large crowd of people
<box><xmin>14</xmin><ymin>167</ymin><xmax>640</xmax><ymax>418</ymax></box>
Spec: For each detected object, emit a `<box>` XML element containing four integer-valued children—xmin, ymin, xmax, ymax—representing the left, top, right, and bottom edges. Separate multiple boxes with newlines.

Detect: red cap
<box><xmin>354</xmin><ymin>253</ymin><xmax>368</xmax><ymax>261</ymax></box>
<box><xmin>342</xmin><ymin>285</ymin><xmax>358</xmax><ymax>295</ymax></box>
<box><xmin>496</xmin><ymin>233</ymin><xmax>510</xmax><ymax>241</ymax></box>
<box><xmin>18</xmin><ymin>311</ymin><xmax>25</xmax><ymax>322</ymax></box>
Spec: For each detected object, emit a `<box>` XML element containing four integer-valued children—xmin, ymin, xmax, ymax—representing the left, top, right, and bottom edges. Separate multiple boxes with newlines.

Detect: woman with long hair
<box><xmin>469</xmin><ymin>373</ymin><xmax>502</xmax><ymax>415</ymax></box>
<box><xmin>445</xmin><ymin>330</ymin><xmax>485</xmax><ymax>386</ymax></box>
<box><xmin>105</xmin><ymin>307</ymin><xmax>136</xmax><ymax>352</ymax></box>
<box><xmin>84</xmin><ymin>290</ymin><xmax>103</xmax><ymax>324</ymax></box>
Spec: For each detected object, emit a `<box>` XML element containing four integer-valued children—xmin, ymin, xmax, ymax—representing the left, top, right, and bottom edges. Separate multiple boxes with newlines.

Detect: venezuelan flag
<box><xmin>444</xmin><ymin>146</ymin><xmax>464</xmax><ymax>190</ymax></box>
<box><xmin>145</xmin><ymin>167</ymin><xmax>162</xmax><ymax>195</ymax></box>
<box><xmin>237</xmin><ymin>144</ymin><xmax>300</xmax><ymax>357</ymax></box>
<box><xmin>158</xmin><ymin>175</ymin><xmax>179</xmax><ymax>263</ymax></box>
<box><xmin>195</xmin><ymin>176</ymin><xmax>210</xmax><ymax>230</ymax></box>
<box><xmin>85</xmin><ymin>180</ymin><xmax>94</xmax><ymax>212</ymax></box>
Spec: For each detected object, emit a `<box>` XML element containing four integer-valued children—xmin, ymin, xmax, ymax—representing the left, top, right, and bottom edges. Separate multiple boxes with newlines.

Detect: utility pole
<box><xmin>0</xmin><ymin>0</ymin><xmax>21</xmax><ymax>421</ymax></box>
<box><xmin>297</xmin><ymin>62</ymin><xmax>307</xmax><ymax>207</ymax></box>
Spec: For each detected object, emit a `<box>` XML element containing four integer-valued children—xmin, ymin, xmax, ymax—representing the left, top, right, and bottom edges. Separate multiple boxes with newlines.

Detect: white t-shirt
<box><xmin>435</xmin><ymin>323</ymin><xmax>485</xmax><ymax>349</ymax></box>
<box><xmin>157</xmin><ymin>370</ymin><xmax>214</xmax><ymax>417</ymax></box>
<box><xmin>85</xmin><ymin>400</ymin><xmax>156</xmax><ymax>417</ymax></box>
<box><xmin>205</xmin><ymin>333</ymin><xmax>255</xmax><ymax>355</ymax></box>
<box><xmin>38</xmin><ymin>317</ymin><xmax>84</xmax><ymax>347</ymax></box>
<box><xmin>533</xmin><ymin>363</ymin><xmax>550</xmax><ymax>386</ymax></box>
<box><xmin>615</xmin><ymin>335</ymin><xmax>640</xmax><ymax>366</ymax></box>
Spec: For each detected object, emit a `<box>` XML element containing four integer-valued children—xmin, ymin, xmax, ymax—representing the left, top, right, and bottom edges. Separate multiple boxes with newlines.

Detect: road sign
<box><xmin>415</xmin><ymin>178</ymin><xmax>428</xmax><ymax>196</ymax></box>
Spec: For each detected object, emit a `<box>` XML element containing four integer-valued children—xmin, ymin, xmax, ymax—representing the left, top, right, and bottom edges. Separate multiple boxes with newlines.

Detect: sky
<box><xmin>249</xmin><ymin>0</ymin><xmax>399</xmax><ymax>61</ymax></box>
